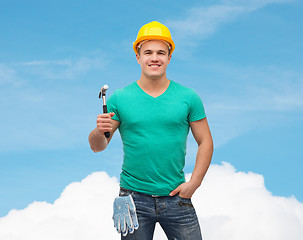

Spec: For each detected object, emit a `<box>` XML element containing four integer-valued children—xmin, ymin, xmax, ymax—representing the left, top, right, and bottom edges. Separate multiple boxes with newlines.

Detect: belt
<box><xmin>120</xmin><ymin>187</ymin><xmax>165</xmax><ymax>198</ymax></box>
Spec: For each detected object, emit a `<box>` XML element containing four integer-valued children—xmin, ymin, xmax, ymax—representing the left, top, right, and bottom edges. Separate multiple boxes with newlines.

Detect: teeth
<box><xmin>150</xmin><ymin>65</ymin><xmax>160</xmax><ymax>67</ymax></box>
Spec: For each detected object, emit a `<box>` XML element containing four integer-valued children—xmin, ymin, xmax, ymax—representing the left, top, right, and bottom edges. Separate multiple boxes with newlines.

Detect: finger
<box><xmin>127</xmin><ymin>195</ymin><xmax>136</xmax><ymax>212</ymax></box>
<box><xmin>97</xmin><ymin>113</ymin><xmax>113</xmax><ymax>119</ymax></box>
<box><xmin>97</xmin><ymin>116</ymin><xmax>112</xmax><ymax>121</ymax></box>
<box><xmin>97</xmin><ymin>113</ymin><xmax>109</xmax><ymax>118</ymax></box>
<box><xmin>97</xmin><ymin>123</ymin><xmax>112</xmax><ymax>132</ymax></box>
<box><xmin>97</xmin><ymin>123</ymin><xmax>112</xmax><ymax>129</ymax></box>
<box><xmin>97</xmin><ymin>119</ymin><xmax>113</xmax><ymax>127</ymax></box>
<box><xmin>114</xmin><ymin>214</ymin><xmax>120</xmax><ymax>233</ymax></box>
<box><xmin>96</xmin><ymin>126</ymin><xmax>112</xmax><ymax>134</ymax></box>
<box><xmin>127</xmin><ymin>196</ymin><xmax>138</xmax><ymax>230</ymax></box>
<box><xmin>120</xmin><ymin>215</ymin><xmax>126</xmax><ymax>234</ymax></box>
<box><xmin>125</xmin><ymin>207</ymin><xmax>134</xmax><ymax>234</ymax></box>
<box><xmin>122</xmin><ymin>225</ymin><xmax>128</xmax><ymax>237</ymax></box>
<box><xmin>169</xmin><ymin>187</ymin><xmax>180</xmax><ymax>196</ymax></box>
<box><xmin>113</xmin><ymin>214</ymin><xmax>116</xmax><ymax>227</ymax></box>
<box><xmin>118</xmin><ymin>215</ymin><xmax>125</xmax><ymax>234</ymax></box>
<box><xmin>132</xmin><ymin>212</ymin><xmax>139</xmax><ymax>230</ymax></box>
<box><xmin>97</xmin><ymin>116</ymin><xmax>112</xmax><ymax>122</ymax></box>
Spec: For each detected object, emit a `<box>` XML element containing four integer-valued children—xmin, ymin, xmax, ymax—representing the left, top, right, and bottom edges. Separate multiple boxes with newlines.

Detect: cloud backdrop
<box><xmin>1</xmin><ymin>163</ymin><xmax>302</xmax><ymax>240</ymax></box>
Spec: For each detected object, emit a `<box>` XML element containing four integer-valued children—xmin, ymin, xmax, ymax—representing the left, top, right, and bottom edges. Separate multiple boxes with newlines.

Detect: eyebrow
<box><xmin>143</xmin><ymin>49</ymin><xmax>167</xmax><ymax>54</ymax></box>
<box><xmin>158</xmin><ymin>50</ymin><xmax>167</xmax><ymax>54</ymax></box>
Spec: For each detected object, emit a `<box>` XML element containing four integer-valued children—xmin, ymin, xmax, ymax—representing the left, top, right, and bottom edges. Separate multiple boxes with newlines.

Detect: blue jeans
<box><xmin>119</xmin><ymin>188</ymin><xmax>202</xmax><ymax>240</ymax></box>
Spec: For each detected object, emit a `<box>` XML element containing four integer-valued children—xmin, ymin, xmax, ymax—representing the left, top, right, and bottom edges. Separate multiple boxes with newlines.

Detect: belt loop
<box><xmin>151</xmin><ymin>195</ymin><xmax>160</xmax><ymax>197</ymax></box>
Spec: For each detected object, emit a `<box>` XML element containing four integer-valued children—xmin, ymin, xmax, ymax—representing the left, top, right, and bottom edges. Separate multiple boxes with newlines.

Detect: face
<box><xmin>136</xmin><ymin>40</ymin><xmax>172</xmax><ymax>80</ymax></box>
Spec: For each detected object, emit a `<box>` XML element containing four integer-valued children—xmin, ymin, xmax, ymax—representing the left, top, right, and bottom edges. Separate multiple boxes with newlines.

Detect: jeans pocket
<box><xmin>177</xmin><ymin>195</ymin><xmax>194</xmax><ymax>208</ymax></box>
<box><xmin>177</xmin><ymin>194</ymin><xmax>191</xmax><ymax>200</ymax></box>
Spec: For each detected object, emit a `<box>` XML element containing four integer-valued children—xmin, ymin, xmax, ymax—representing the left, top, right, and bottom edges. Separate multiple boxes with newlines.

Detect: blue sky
<box><xmin>0</xmin><ymin>0</ymin><xmax>302</xmax><ymax>219</ymax></box>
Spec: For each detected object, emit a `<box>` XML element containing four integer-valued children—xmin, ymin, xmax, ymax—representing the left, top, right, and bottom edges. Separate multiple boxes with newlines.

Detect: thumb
<box><xmin>169</xmin><ymin>186</ymin><xmax>180</xmax><ymax>197</ymax></box>
<box><xmin>109</xmin><ymin>112</ymin><xmax>115</xmax><ymax>117</ymax></box>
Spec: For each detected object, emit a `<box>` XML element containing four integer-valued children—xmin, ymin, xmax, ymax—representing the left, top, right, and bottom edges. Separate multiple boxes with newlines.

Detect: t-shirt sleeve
<box><xmin>107</xmin><ymin>91</ymin><xmax>121</xmax><ymax>122</ymax></box>
<box><xmin>188</xmin><ymin>89</ymin><xmax>206</xmax><ymax>122</ymax></box>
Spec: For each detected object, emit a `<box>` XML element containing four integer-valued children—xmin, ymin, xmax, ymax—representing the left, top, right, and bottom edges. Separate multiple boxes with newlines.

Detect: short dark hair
<box><xmin>137</xmin><ymin>42</ymin><xmax>171</xmax><ymax>56</ymax></box>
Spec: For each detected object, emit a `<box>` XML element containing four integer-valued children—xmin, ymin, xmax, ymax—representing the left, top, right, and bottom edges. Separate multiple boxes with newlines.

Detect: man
<box><xmin>89</xmin><ymin>21</ymin><xmax>213</xmax><ymax>240</ymax></box>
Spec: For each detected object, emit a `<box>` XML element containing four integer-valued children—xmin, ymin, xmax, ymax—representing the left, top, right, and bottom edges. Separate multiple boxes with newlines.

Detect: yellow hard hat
<box><xmin>133</xmin><ymin>21</ymin><xmax>175</xmax><ymax>54</ymax></box>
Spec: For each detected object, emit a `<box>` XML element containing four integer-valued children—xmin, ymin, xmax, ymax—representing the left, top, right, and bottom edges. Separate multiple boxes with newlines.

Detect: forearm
<box><xmin>189</xmin><ymin>140</ymin><xmax>213</xmax><ymax>189</ymax></box>
<box><xmin>169</xmin><ymin>139</ymin><xmax>213</xmax><ymax>198</ymax></box>
<box><xmin>89</xmin><ymin>128</ymin><xmax>108</xmax><ymax>153</ymax></box>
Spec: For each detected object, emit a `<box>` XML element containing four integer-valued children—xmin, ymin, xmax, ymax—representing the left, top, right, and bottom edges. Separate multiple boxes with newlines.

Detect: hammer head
<box><xmin>99</xmin><ymin>85</ymin><xmax>109</xmax><ymax>98</ymax></box>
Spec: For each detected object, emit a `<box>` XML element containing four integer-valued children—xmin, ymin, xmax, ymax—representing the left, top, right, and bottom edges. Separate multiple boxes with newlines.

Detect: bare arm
<box><xmin>88</xmin><ymin>112</ymin><xmax>120</xmax><ymax>153</ymax></box>
<box><xmin>170</xmin><ymin>117</ymin><xmax>213</xmax><ymax>198</ymax></box>
<box><xmin>188</xmin><ymin>117</ymin><xmax>213</xmax><ymax>188</ymax></box>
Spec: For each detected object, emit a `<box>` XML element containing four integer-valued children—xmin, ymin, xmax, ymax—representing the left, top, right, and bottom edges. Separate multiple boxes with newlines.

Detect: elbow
<box><xmin>90</xmin><ymin>145</ymin><xmax>99</xmax><ymax>153</ymax></box>
<box><xmin>209</xmin><ymin>139</ymin><xmax>214</xmax><ymax>155</ymax></box>
<box><xmin>209</xmin><ymin>139</ymin><xmax>214</xmax><ymax>153</ymax></box>
<box><xmin>90</xmin><ymin>145</ymin><xmax>106</xmax><ymax>153</ymax></box>
<box><xmin>92</xmin><ymin>148</ymin><xmax>100</xmax><ymax>153</ymax></box>
<box><xmin>89</xmin><ymin>141</ymin><xmax>106</xmax><ymax>153</ymax></box>
<box><xmin>88</xmin><ymin>131</ymin><xmax>108</xmax><ymax>153</ymax></box>
<box><xmin>198</xmin><ymin>138</ymin><xmax>214</xmax><ymax>154</ymax></box>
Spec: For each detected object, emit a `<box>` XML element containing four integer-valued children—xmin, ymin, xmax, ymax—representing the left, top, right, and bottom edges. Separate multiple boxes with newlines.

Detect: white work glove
<box><xmin>113</xmin><ymin>195</ymin><xmax>139</xmax><ymax>236</ymax></box>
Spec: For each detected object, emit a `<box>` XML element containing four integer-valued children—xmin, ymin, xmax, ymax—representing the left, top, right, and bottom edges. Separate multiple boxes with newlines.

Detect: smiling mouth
<box><xmin>149</xmin><ymin>64</ymin><xmax>161</xmax><ymax>68</ymax></box>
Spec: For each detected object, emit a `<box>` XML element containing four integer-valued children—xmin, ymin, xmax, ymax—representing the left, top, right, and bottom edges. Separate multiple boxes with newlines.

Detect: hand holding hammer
<box><xmin>99</xmin><ymin>85</ymin><xmax>111</xmax><ymax>138</ymax></box>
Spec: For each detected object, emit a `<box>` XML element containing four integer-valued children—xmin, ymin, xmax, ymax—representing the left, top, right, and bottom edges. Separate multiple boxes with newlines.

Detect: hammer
<box><xmin>99</xmin><ymin>85</ymin><xmax>110</xmax><ymax>138</ymax></box>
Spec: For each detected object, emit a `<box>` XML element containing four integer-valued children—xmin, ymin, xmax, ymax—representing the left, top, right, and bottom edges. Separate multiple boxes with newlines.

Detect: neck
<box><xmin>137</xmin><ymin>74</ymin><xmax>169</xmax><ymax>91</ymax></box>
<box><xmin>137</xmin><ymin>75</ymin><xmax>170</xmax><ymax>98</ymax></box>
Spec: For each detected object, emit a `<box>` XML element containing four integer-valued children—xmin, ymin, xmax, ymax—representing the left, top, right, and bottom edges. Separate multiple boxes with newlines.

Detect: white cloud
<box><xmin>221</xmin><ymin>0</ymin><xmax>294</xmax><ymax>8</ymax></box>
<box><xmin>196</xmin><ymin>64</ymin><xmax>303</xmax><ymax>147</ymax></box>
<box><xmin>0</xmin><ymin>172</ymin><xmax>119</xmax><ymax>240</ymax></box>
<box><xmin>166</xmin><ymin>0</ymin><xmax>294</xmax><ymax>51</ymax></box>
<box><xmin>0</xmin><ymin>64</ymin><xmax>20</xmax><ymax>86</ymax></box>
<box><xmin>17</xmin><ymin>55</ymin><xmax>108</xmax><ymax>80</ymax></box>
<box><xmin>167</xmin><ymin>5</ymin><xmax>246</xmax><ymax>41</ymax></box>
<box><xmin>1</xmin><ymin>163</ymin><xmax>302</xmax><ymax>240</ymax></box>
<box><xmin>194</xmin><ymin>162</ymin><xmax>303</xmax><ymax>239</ymax></box>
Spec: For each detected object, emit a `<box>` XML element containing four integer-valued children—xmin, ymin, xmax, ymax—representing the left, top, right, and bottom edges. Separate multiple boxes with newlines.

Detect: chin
<box><xmin>148</xmin><ymin>75</ymin><xmax>164</xmax><ymax>80</ymax></box>
<box><xmin>145</xmin><ymin>72</ymin><xmax>164</xmax><ymax>79</ymax></box>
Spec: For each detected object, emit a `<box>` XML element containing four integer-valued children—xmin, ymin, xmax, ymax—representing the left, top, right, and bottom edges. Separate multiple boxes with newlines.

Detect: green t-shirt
<box><xmin>107</xmin><ymin>80</ymin><xmax>206</xmax><ymax>196</ymax></box>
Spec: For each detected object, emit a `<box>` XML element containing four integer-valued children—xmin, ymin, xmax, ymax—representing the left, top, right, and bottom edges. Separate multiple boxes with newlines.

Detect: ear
<box><xmin>136</xmin><ymin>53</ymin><xmax>140</xmax><ymax>63</ymax></box>
<box><xmin>168</xmin><ymin>54</ymin><xmax>172</xmax><ymax>63</ymax></box>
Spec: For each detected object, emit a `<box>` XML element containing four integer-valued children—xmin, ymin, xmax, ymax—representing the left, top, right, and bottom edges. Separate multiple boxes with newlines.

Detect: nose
<box><xmin>150</xmin><ymin>52</ymin><xmax>159</xmax><ymax>61</ymax></box>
